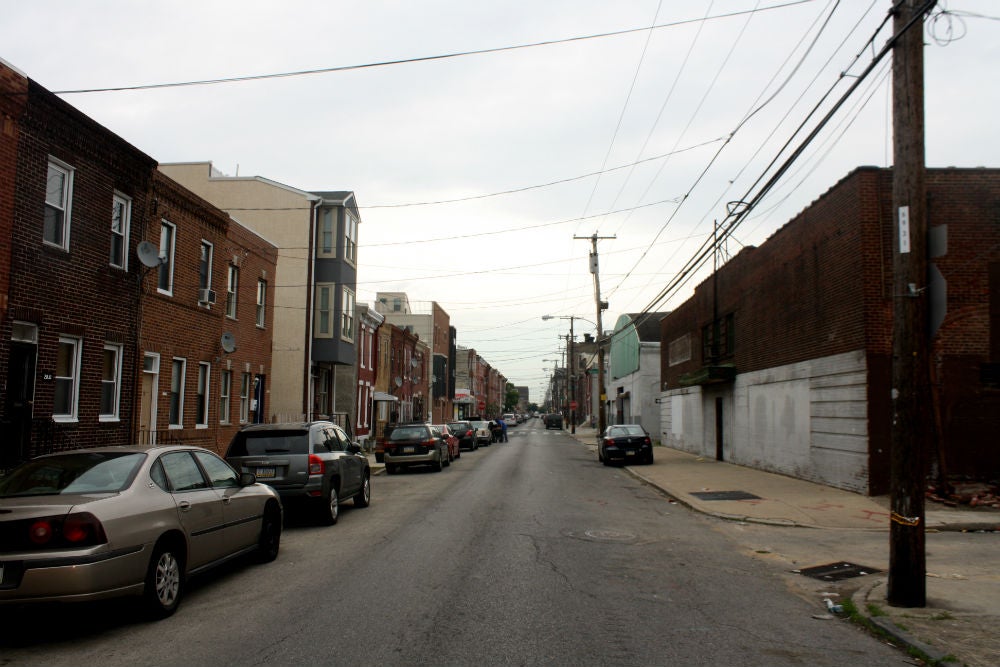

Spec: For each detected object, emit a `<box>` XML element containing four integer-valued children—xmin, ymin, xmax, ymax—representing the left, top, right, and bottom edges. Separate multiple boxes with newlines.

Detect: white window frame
<box><xmin>317</xmin><ymin>209</ymin><xmax>336</xmax><ymax>257</ymax></box>
<box><xmin>315</xmin><ymin>284</ymin><xmax>334</xmax><ymax>339</ymax></box>
<box><xmin>219</xmin><ymin>369</ymin><xmax>232</xmax><ymax>424</ymax></box>
<box><xmin>196</xmin><ymin>362</ymin><xmax>211</xmax><ymax>429</ymax></box>
<box><xmin>169</xmin><ymin>357</ymin><xmax>186</xmax><ymax>428</ymax></box>
<box><xmin>158</xmin><ymin>220</ymin><xmax>177</xmax><ymax>295</ymax></box>
<box><xmin>344</xmin><ymin>211</ymin><xmax>358</xmax><ymax>264</ymax></box>
<box><xmin>256</xmin><ymin>279</ymin><xmax>266</xmax><ymax>328</ymax></box>
<box><xmin>44</xmin><ymin>158</ymin><xmax>73</xmax><ymax>251</ymax></box>
<box><xmin>199</xmin><ymin>239</ymin><xmax>214</xmax><ymax>292</ymax></box>
<box><xmin>226</xmin><ymin>264</ymin><xmax>239</xmax><ymax>319</ymax></box>
<box><xmin>341</xmin><ymin>287</ymin><xmax>355</xmax><ymax>342</ymax></box>
<box><xmin>240</xmin><ymin>372</ymin><xmax>251</xmax><ymax>424</ymax></box>
<box><xmin>100</xmin><ymin>342</ymin><xmax>123</xmax><ymax>421</ymax></box>
<box><xmin>110</xmin><ymin>192</ymin><xmax>131</xmax><ymax>270</ymax></box>
<box><xmin>53</xmin><ymin>335</ymin><xmax>82</xmax><ymax>422</ymax></box>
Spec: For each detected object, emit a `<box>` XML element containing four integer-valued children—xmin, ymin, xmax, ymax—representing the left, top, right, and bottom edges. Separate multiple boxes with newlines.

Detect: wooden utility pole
<box><xmin>575</xmin><ymin>233</ymin><xmax>615</xmax><ymax>436</ymax></box>
<box><xmin>888</xmin><ymin>0</ymin><xmax>933</xmax><ymax>608</ymax></box>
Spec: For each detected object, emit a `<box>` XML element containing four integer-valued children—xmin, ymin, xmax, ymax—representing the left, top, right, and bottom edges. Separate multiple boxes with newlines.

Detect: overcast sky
<box><xmin>3</xmin><ymin>1</ymin><xmax>998</xmax><ymax>404</ymax></box>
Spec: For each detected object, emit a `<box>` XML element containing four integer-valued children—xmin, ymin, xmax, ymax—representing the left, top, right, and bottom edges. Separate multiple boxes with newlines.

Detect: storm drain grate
<box><xmin>690</xmin><ymin>490</ymin><xmax>761</xmax><ymax>501</ymax></box>
<box><xmin>798</xmin><ymin>562</ymin><xmax>880</xmax><ymax>581</ymax></box>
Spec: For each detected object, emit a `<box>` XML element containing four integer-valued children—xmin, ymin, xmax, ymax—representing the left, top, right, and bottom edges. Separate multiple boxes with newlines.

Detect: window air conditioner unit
<box><xmin>198</xmin><ymin>288</ymin><xmax>217</xmax><ymax>305</ymax></box>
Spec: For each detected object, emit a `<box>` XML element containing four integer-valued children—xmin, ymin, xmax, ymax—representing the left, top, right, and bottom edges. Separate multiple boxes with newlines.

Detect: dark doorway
<box><xmin>3</xmin><ymin>341</ymin><xmax>37</xmax><ymax>468</ymax></box>
<box><xmin>252</xmin><ymin>374</ymin><xmax>266</xmax><ymax>424</ymax></box>
<box><xmin>715</xmin><ymin>396</ymin><xmax>724</xmax><ymax>461</ymax></box>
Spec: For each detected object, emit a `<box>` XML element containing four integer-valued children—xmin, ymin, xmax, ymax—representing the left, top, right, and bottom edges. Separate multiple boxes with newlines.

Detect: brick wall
<box><xmin>3</xmin><ymin>77</ymin><xmax>156</xmax><ymax>457</ymax></box>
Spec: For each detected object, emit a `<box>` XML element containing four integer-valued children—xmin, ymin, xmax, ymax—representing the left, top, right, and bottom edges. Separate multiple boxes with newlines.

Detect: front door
<box><xmin>3</xmin><ymin>340</ymin><xmax>37</xmax><ymax>468</ymax></box>
<box><xmin>252</xmin><ymin>374</ymin><xmax>266</xmax><ymax>424</ymax></box>
<box><xmin>139</xmin><ymin>353</ymin><xmax>159</xmax><ymax>445</ymax></box>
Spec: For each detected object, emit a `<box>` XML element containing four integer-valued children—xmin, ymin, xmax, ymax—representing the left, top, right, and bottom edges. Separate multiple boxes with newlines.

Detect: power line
<box><xmin>46</xmin><ymin>1</ymin><xmax>818</xmax><ymax>96</ymax></box>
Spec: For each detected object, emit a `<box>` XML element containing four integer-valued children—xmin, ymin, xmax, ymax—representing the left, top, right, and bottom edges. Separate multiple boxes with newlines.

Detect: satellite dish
<box><xmin>410</xmin><ymin>358</ymin><xmax>419</xmax><ymax>368</ymax></box>
<box><xmin>220</xmin><ymin>332</ymin><xmax>237</xmax><ymax>354</ymax></box>
<box><xmin>137</xmin><ymin>241</ymin><xmax>163</xmax><ymax>268</ymax></box>
<box><xmin>394</xmin><ymin>377</ymin><xmax>403</xmax><ymax>388</ymax></box>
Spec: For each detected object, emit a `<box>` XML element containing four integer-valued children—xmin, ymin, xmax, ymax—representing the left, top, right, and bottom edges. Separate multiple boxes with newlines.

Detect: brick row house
<box><xmin>0</xmin><ymin>59</ymin><xmax>276</xmax><ymax>467</ymax></box>
<box><xmin>658</xmin><ymin>167</ymin><xmax>1000</xmax><ymax>495</ymax></box>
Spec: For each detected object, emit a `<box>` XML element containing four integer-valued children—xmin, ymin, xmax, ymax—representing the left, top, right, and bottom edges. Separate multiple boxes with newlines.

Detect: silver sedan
<box><xmin>0</xmin><ymin>445</ymin><xmax>282</xmax><ymax>618</ymax></box>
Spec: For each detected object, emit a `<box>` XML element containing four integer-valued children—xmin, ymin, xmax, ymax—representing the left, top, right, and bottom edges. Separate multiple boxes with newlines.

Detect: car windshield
<box><xmin>389</xmin><ymin>426</ymin><xmax>428</xmax><ymax>441</ymax></box>
<box><xmin>0</xmin><ymin>452</ymin><xmax>145</xmax><ymax>497</ymax></box>
<box><xmin>228</xmin><ymin>430</ymin><xmax>309</xmax><ymax>456</ymax></box>
<box><xmin>447</xmin><ymin>423</ymin><xmax>468</xmax><ymax>431</ymax></box>
<box><xmin>471</xmin><ymin>421</ymin><xmax>487</xmax><ymax>428</ymax></box>
<box><xmin>609</xmin><ymin>426</ymin><xmax>645</xmax><ymax>437</ymax></box>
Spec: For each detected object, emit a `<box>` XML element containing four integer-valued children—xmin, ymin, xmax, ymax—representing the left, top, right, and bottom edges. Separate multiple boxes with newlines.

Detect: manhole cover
<box><xmin>798</xmin><ymin>562</ymin><xmax>880</xmax><ymax>581</ymax></box>
<box><xmin>690</xmin><ymin>490</ymin><xmax>761</xmax><ymax>501</ymax></box>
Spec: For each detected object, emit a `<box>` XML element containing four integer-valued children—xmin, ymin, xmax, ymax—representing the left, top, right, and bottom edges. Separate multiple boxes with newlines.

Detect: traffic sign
<box><xmin>570</xmin><ymin>401</ymin><xmax>578</xmax><ymax>410</ymax></box>
<box><xmin>477</xmin><ymin>400</ymin><xmax>485</xmax><ymax>411</ymax></box>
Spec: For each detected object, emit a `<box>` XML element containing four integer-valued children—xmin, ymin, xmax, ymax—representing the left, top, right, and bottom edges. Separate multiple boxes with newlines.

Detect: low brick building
<box><xmin>659</xmin><ymin>167</ymin><xmax>1000</xmax><ymax>495</ymax></box>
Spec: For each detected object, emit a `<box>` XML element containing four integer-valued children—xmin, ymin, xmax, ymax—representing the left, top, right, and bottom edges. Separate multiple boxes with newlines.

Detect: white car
<box><xmin>470</xmin><ymin>420</ymin><xmax>492</xmax><ymax>446</ymax></box>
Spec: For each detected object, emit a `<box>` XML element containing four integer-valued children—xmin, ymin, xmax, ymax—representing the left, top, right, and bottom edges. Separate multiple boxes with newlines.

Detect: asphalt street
<box><xmin>0</xmin><ymin>421</ymin><xmax>908</xmax><ymax>666</ymax></box>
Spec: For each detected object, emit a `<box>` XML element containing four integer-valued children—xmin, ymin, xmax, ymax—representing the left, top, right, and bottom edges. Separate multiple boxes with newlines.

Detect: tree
<box><xmin>504</xmin><ymin>383</ymin><xmax>519</xmax><ymax>412</ymax></box>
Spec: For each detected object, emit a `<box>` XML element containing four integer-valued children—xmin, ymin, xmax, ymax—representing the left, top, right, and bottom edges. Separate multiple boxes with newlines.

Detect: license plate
<box><xmin>626</xmin><ymin>451</ymin><xmax>637</xmax><ymax>456</ymax></box>
<box><xmin>256</xmin><ymin>467</ymin><xmax>276</xmax><ymax>479</ymax></box>
<box><xmin>402</xmin><ymin>446</ymin><xmax>415</xmax><ymax>454</ymax></box>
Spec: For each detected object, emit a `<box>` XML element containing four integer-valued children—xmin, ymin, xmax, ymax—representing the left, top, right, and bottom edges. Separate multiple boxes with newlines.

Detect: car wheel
<box><xmin>444</xmin><ymin>451</ymin><xmax>452</xmax><ymax>467</ymax></box>
<box><xmin>645</xmin><ymin>452</ymin><xmax>654</xmax><ymax>465</ymax></box>
<box><xmin>433</xmin><ymin>451</ymin><xmax>444</xmax><ymax>472</ymax></box>
<box><xmin>255</xmin><ymin>503</ymin><xmax>282</xmax><ymax>563</ymax></box>
<box><xmin>602</xmin><ymin>449</ymin><xmax>612</xmax><ymax>466</ymax></box>
<box><xmin>320</xmin><ymin>488</ymin><xmax>339</xmax><ymax>525</ymax></box>
<box><xmin>598</xmin><ymin>448</ymin><xmax>604</xmax><ymax>463</ymax></box>
<box><xmin>143</xmin><ymin>541</ymin><xmax>183</xmax><ymax>619</ymax></box>
<box><xmin>354</xmin><ymin>472</ymin><xmax>371</xmax><ymax>507</ymax></box>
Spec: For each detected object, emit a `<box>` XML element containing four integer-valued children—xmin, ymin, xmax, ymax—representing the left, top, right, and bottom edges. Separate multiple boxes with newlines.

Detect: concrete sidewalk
<box><xmin>569</xmin><ymin>426</ymin><xmax>999</xmax><ymax>667</ymax></box>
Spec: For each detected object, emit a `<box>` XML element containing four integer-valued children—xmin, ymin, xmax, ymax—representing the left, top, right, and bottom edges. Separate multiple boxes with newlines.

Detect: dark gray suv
<box><xmin>225</xmin><ymin>421</ymin><xmax>370</xmax><ymax>525</ymax></box>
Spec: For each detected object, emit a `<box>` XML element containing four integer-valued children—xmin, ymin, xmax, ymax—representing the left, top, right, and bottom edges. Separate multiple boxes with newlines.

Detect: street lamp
<box><xmin>543</xmin><ymin>315</ymin><xmax>598</xmax><ymax>434</ymax></box>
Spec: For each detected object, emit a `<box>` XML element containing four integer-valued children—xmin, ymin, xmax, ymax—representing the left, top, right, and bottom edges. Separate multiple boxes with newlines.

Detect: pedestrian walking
<box><xmin>500</xmin><ymin>416</ymin><xmax>508</xmax><ymax>442</ymax></box>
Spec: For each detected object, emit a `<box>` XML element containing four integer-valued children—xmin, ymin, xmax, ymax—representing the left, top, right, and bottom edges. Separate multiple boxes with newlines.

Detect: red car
<box><xmin>433</xmin><ymin>424</ymin><xmax>461</xmax><ymax>462</ymax></box>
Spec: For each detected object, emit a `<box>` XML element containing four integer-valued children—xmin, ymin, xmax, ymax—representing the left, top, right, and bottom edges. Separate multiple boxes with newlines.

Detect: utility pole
<box><xmin>569</xmin><ymin>317</ymin><xmax>576</xmax><ymax>434</ymax></box>
<box><xmin>888</xmin><ymin>0</ymin><xmax>933</xmax><ymax>608</ymax></box>
<box><xmin>576</xmin><ymin>233</ymin><xmax>615</xmax><ymax>436</ymax></box>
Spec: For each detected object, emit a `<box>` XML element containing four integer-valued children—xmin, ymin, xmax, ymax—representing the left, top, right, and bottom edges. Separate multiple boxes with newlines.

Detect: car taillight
<box><xmin>465</xmin><ymin>430</ymin><xmax>473</xmax><ymax>437</ymax></box>
<box><xmin>308</xmin><ymin>454</ymin><xmax>325</xmax><ymax>475</ymax></box>
<box><xmin>25</xmin><ymin>512</ymin><xmax>106</xmax><ymax>550</ymax></box>
<box><xmin>424</xmin><ymin>439</ymin><xmax>438</xmax><ymax>447</ymax></box>
<box><xmin>644</xmin><ymin>437</ymin><xmax>651</xmax><ymax>446</ymax></box>
<box><xmin>604</xmin><ymin>438</ymin><xmax>615</xmax><ymax>446</ymax></box>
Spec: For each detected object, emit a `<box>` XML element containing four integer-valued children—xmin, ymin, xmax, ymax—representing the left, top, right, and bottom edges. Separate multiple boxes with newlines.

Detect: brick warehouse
<box><xmin>138</xmin><ymin>172</ymin><xmax>276</xmax><ymax>454</ymax></box>
<box><xmin>659</xmin><ymin>166</ymin><xmax>1000</xmax><ymax>495</ymax></box>
<box><xmin>1</xmin><ymin>64</ymin><xmax>157</xmax><ymax>466</ymax></box>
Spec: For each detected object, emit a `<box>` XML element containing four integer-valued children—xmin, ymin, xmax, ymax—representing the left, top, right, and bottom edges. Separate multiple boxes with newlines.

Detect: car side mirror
<box><xmin>239</xmin><ymin>472</ymin><xmax>257</xmax><ymax>486</ymax></box>
<box><xmin>347</xmin><ymin>442</ymin><xmax>362</xmax><ymax>454</ymax></box>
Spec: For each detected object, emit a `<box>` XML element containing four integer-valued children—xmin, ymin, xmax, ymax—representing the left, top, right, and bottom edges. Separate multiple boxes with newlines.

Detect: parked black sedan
<box><xmin>447</xmin><ymin>421</ymin><xmax>478</xmax><ymax>451</ymax></box>
<box><xmin>598</xmin><ymin>424</ymin><xmax>654</xmax><ymax>465</ymax></box>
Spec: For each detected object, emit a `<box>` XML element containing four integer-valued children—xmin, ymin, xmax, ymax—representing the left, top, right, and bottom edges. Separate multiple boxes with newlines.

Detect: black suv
<box><xmin>225</xmin><ymin>421</ymin><xmax>370</xmax><ymax>525</ymax></box>
<box><xmin>544</xmin><ymin>413</ymin><xmax>563</xmax><ymax>429</ymax></box>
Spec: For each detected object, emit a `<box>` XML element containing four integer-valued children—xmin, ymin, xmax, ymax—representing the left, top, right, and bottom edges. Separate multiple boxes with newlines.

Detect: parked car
<box><xmin>383</xmin><ymin>423</ymin><xmax>449</xmax><ymax>474</ymax></box>
<box><xmin>502</xmin><ymin>413</ymin><xmax>517</xmax><ymax>427</ymax></box>
<box><xmin>447</xmin><ymin>420</ymin><xmax>478</xmax><ymax>451</ymax></box>
<box><xmin>599</xmin><ymin>424</ymin><xmax>654</xmax><ymax>465</ymax></box>
<box><xmin>433</xmin><ymin>424</ymin><xmax>461</xmax><ymax>461</ymax></box>
<box><xmin>0</xmin><ymin>445</ymin><xmax>282</xmax><ymax>618</ymax></box>
<box><xmin>225</xmin><ymin>421</ymin><xmax>371</xmax><ymax>525</ymax></box>
<box><xmin>470</xmin><ymin>420</ymin><xmax>492</xmax><ymax>447</ymax></box>
<box><xmin>544</xmin><ymin>413</ymin><xmax>563</xmax><ymax>429</ymax></box>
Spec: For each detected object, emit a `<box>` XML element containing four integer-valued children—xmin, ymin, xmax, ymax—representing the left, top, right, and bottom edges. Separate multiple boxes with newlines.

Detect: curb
<box><xmin>851</xmin><ymin>578</ymin><xmax>961</xmax><ymax>667</ymax></box>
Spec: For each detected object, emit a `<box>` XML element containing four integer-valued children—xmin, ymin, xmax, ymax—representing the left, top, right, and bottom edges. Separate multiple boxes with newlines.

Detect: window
<box><xmin>193</xmin><ymin>451</ymin><xmax>239</xmax><ymax>488</ymax></box>
<box><xmin>226</xmin><ymin>264</ymin><xmax>239</xmax><ymax>318</ymax></box>
<box><xmin>256</xmin><ymin>279</ymin><xmax>267</xmax><ymax>328</ymax></box>
<box><xmin>315</xmin><ymin>284</ymin><xmax>333</xmax><ymax>338</ymax></box>
<box><xmin>702</xmin><ymin>313</ymin><xmax>735</xmax><ymax>363</ymax></box>
<box><xmin>341</xmin><ymin>287</ymin><xmax>355</xmax><ymax>341</ymax></box>
<box><xmin>110</xmin><ymin>193</ymin><xmax>131</xmax><ymax>269</ymax></box>
<box><xmin>44</xmin><ymin>159</ymin><xmax>73</xmax><ymax>250</ymax></box>
<box><xmin>240</xmin><ymin>373</ymin><xmax>251</xmax><ymax>423</ymax></box>
<box><xmin>158</xmin><ymin>221</ymin><xmax>176</xmax><ymax>294</ymax></box>
<box><xmin>345</xmin><ymin>211</ymin><xmax>358</xmax><ymax>264</ymax></box>
<box><xmin>100</xmin><ymin>343</ymin><xmax>123</xmax><ymax>420</ymax></box>
<box><xmin>315</xmin><ymin>367</ymin><xmax>329</xmax><ymax>415</ymax></box>
<box><xmin>219</xmin><ymin>369</ymin><xmax>232</xmax><ymax>424</ymax></box>
<box><xmin>318</xmin><ymin>209</ymin><xmax>336</xmax><ymax>257</ymax></box>
<box><xmin>196</xmin><ymin>362</ymin><xmax>210</xmax><ymax>428</ymax></box>
<box><xmin>159</xmin><ymin>452</ymin><xmax>207</xmax><ymax>491</ymax></box>
<box><xmin>199</xmin><ymin>240</ymin><xmax>213</xmax><ymax>291</ymax></box>
<box><xmin>54</xmin><ymin>336</ymin><xmax>81</xmax><ymax>421</ymax></box>
<box><xmin>169</xmin><ymin>358</ymin><xmax>186</xmax><ymax>428</ymax></box>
